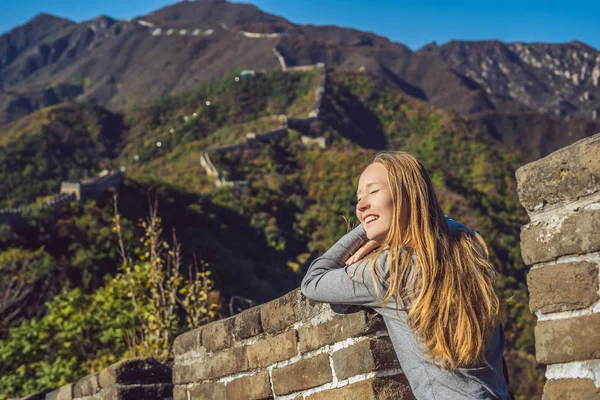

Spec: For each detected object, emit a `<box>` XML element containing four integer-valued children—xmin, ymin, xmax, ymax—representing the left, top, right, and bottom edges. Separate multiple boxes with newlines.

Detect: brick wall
<box><xmin>15</xmin><ymin>358</ymin><xmax>172</xmax><ymax>400</ymax></box>
<box><xmin>516</xmin><ymin>132</ymin><xmax>600</xmax><ymax>399</ymax></box>
<box><xmin>172</xmin><ymin>288</ymin><xmax>414</xmax><ymax>399</ymax></box>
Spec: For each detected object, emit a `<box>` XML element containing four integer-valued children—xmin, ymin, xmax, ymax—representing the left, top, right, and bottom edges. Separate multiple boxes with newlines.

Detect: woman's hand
<box><xmin>345</xmin><ymin>240</ymin><xmax>380</xmax><ymax>265</ymax></box>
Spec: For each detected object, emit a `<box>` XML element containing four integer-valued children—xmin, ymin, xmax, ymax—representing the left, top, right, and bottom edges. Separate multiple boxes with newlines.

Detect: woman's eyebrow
<box><xmin>356</xmin><ymin>182</ymin><xmax>382</xmax><ymax>196</ymax></box>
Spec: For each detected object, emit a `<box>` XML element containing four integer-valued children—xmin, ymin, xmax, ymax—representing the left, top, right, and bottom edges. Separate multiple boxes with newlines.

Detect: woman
<box><xmin>301</xmin><ymin>151</ymin><xmax>511</xmax><ymax>400</ymax></box>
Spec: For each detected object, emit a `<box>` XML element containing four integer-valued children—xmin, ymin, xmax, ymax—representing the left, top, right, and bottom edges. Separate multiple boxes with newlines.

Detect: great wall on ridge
<box><xmin>1</xmin><ymin>21</ymin><xmax>327</xmax><ymax>220</ymax></box>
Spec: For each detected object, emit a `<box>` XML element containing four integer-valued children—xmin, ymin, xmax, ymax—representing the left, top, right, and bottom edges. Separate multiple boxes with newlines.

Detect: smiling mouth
<box><xmin>365</xmin><ymin>216</ymin><xmax>379</xmax><ymax>225</ymax></box>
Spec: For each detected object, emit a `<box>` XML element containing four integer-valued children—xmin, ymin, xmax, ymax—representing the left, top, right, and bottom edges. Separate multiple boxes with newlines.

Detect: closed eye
<box><xmin>357</xmin><ymin>190</ymin><xmax>379</xmax><ymax>204</ymax></box>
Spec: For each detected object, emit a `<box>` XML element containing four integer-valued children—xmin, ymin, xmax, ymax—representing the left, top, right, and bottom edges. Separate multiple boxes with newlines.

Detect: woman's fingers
<box><xmin>345</xmin><ymin>240</ymin><xmax>380</xmax><ymax>265</ymax></box>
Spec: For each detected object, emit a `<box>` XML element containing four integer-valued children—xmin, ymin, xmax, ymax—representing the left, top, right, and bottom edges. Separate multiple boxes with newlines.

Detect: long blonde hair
<box><xmin>364</xmin><ymin>151</ymin><xmax>500</xmax><ymax>370</ymax></box>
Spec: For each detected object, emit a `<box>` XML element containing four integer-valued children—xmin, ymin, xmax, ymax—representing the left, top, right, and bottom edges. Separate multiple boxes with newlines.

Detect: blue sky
<box><xmin>1</xmin><ymin>0</ymin><xmax>599</xmax><ymax>51</ymax></box>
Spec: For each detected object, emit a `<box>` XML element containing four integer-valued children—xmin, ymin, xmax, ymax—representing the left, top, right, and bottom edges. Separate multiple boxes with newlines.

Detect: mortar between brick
<box><xmin>536</xmin><ymin>300</ymin><xmax>600</xmax><ymax>321</ymax></box>
<box><xmin>545</xmin><ymin>360</ymin><xmax>600</xmax><ymax>388</ymax></box>
<box><xmin>527</xmin><ymin>190</ymin><xmax>600</xmax><ymax>222</ymax></box>
<box><xmin>530</xmin><ymin>251</ymin><xmax>600</xmax><ymax>270</ymax></box>
<box><xmin>273</xmin><ymin>368</ymin><xmax>404</xmax><ymax>400</ymax></box>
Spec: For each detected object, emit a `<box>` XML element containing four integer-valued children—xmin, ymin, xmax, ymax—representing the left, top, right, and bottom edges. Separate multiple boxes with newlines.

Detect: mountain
<box><xmin>1</xmin><ymin>0</ymin><xmax>599</xmax><ymax>160</ymax></box>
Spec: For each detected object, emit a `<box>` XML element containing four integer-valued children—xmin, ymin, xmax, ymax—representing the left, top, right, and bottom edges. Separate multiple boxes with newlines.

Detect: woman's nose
<box><xmin>356</xmin><ymin>198</ymin><xmax>370</xmax><ymax>212</ymax></box>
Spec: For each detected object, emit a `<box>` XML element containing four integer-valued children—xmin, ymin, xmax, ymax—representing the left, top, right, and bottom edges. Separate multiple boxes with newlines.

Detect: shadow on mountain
<box><xmin>115</xmin><ymin>178</ymin><xmax>301</xmax><ymax>305</ymax></box>
<box><xmin>379</xmin><ymin>65</ymin><xmax>428</xmax><ymax>101</ymax></box>
<box><xmin>470</xmin><ymin>111</ymin><xmax>600</xmax><ymax>161</ymax></box>
<box><xmin>321</xmin><ymin>83</ymin><xmax>386</xmax><ymax>149</ymax></box>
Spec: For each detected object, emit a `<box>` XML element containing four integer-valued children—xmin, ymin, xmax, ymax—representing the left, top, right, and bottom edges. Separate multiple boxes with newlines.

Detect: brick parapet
<box><xmin>13</xmin><ymin>358</ymin><xmax>172</xmax><ymax>400</ymax></box>
<box><xmin>517</xmin><ymin>132</ymin><xmax>600</xmax><ymax>397</ymax></box>
<box><xmin>172</xmin><ymin>288</ymin><xmax>413</xmax><ymax>399</ymax></box>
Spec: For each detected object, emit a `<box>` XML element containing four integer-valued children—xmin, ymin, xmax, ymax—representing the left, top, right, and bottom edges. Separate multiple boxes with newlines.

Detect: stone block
<box><xmin>173</xmin><ymin>386</ymin><xmax>187</xmax><ymax>400</ymax></box>
<box><xmin>225</xmin><ymin>371</ymin><xmax>272</xmax><ymax>400</ymax></box>
<box><xmin>298</xmin><ymin>311</ymin><xmax>385</xmax><ymax>353</ymax></box>
<box><xmin>45</xmin><ymin>384</ymin><xmax>72</xmax><ymax>400</ymax></box>
<box><xmin>305</xmin><ymin>375</ymin><xmax>414</xmax><ymax>400</ymax></box>
<box><xmin>173</xmin><ymin>346</ymin><xmax>249</xmax><ymax>384</ymax></box>
<box><xmin>73</xmin><ymin>373</ymin><xmax>100</xmax><ymax>397</ymax></box>
<box><xmin>233</xmin><ymin>306</ymin><xmax>263</xmax><ymax>339</ymax></box>
<box><xmin>271</xmin><ymin>354</ymin><xmax>332</xmax><ymax>395</ymax></box>
<box><xmin>520</xmin><ymin>208</ymin><xmax>600</xmax><ymax>265</ymax></box>
<box><xmin>296</xmin><ymin>294</ymin><xmax>333</xmax><ymax>321</ymax></box>
<box><xmin>57</xmin><ymin>384</ymin><xmax>72</xmax><ymax>400</ymax></box>
<box><xmin>98</xmin><ymin>358</ymin><xmax>171</xmax><ymax>387</ymax></box>
<box><xmin>527</xmin><ymin>261</ymin><xmax>599</xmax><ymax>313</ymax></box>
<box><xmin>516</xmin><ymin>133</ymin><xmax>600</xmax><ymax>213</ymax></box>
<box><xmin>332</xmin><ymin>337</ymin><xmax>400</xmax><ymax>380</ymax></box>
<box><xmin>543</xmin><ymin>378</ymin><xmax>600</xmax><ymax>399</ymax></box>
<box><xmin>202</xmin><ymin>316</ymin><xmax>235</xmax><ymax>351</ymax></box>
<box><xmin>247</xmin><ymin>329</ymin><xmax>298</xmax><ymax>368</ymax></box>
<box><xmin>106</xmin><ymin>383</ymin><xmax>172</xmax><ymax>400</ymax></box>
<box><xmin>207</xmin><ymin>346</ymin><xmax>250</xmax><ymax>379</ymax></box>
<box><xmin>535</xmin><ymin>314</ymin><xmax>600</xmax><ymax>364</ymax></box>
<box><xmin>173</xmin><ymin>328</ymin><xmax>202</xmax><ymax>356</ymax></box>
<box><xmin>173</xmin><ymin>361</ymin><xmax>206</xmax><ymax>385</ymax></box>
<box><xmin>181</xmin><ymin>382</ymin><xmax>227</xmax><ymax>400</ymax></box>
<box><xmin>260</xmin><ymin>290</ymin><xmax>302</xmax><ymax>334</ymax></box>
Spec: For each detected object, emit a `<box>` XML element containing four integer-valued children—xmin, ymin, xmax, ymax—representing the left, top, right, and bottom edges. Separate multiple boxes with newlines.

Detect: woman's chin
<box><xmin>365</xmin><ymin>229</ymin><xmax>385</xmax><ymax>243</ymax></box>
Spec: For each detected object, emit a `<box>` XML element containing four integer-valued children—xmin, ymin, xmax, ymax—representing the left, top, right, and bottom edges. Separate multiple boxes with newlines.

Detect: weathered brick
<box><xmin>247</xmin><ymin>330</ymin><xmax>298</xmax><ymax>368</ymax></box>
<box><xmin>98</xmin><ymin>357</ymin><xmax>171</xmax><ymax>387</ymax></box>
<box><xmin>527</xmin><ymin>261</ymin><xmax>599</xmax><ymax>313</ymax></box>
<box><xmin>333</xmin><ymin>338</ymin><xmax>399</xmax><ymax>380</ymax></box>
<box><xmin>45</xmin><ymin>384</ymin><xmax>72</xmax><ymax>400</ymax></box>
<box><xmin>176</xmin><ymin>382</ymin><xmax>227</xmax><ymax>400</ymax></box>
<box><xmin>46</xmin><ymin>383</ymin><xmax>73</xmax><ymax>400</ymax></box>
<box><xmin>225</xmin><ymin>371</ymin><xmax>272</xmax><ymax>400</ymax></box>
<box><xmin>173</xmin><ymin>327</ymin><xmax>202</xmax><ymax>356</ymax></box>
<box><xmin>535</xmin><ymin>314</ymin><xmax>600</xmax><ymax>364</ymax></box>
<box><xmin>305</xmin><ymin>375</ymin><xmax>414</xmax><ymax>400</ymax></box>
<box><xmin>298</xmin><ymin>311</ymin><xmax>385</xmax><ymax>353</ymax></box>
<box><xmin>272</xmin><ymin>354</ymin><xmax>332</xmax><ymax>395</ymax></box>
<box><xmin>543</xmin><ymin>378</ymin><xmax>600</xmax><ymax>400</ymax></box>
<box><xmin>305</xmin><ymin>381</ymin><xmax>375</xmax><ymax>400</ymax></box>
<box><xmin>173</xmin><ymin>386</ymin><xmax>187</xmax><ymax>400</ymax></box>
<box><xmin>202</xmin><ymin>316</ymin><xmax>235</xmax><ymax>351</ymax></box>
<box><xmin>233</xmin><ymin>306</ymin><xmax>263</xmax><ymax>339</ymax></box>
<box><xmin>73</xmin><ymin>373</ymin><xmax>100</xmax><ymax>397</ymax></box>
<box><xmin>173</xmin><ymin>346</ymin><xmax>249</xmax><ymax>384</ymax></box>
<box><xmin>208</xmin><ymin>346</ymin><xmax>249</xmax><ymax>379</ymax></box>
<box><xmin>106</xmin><ymin>383</ymin><xmax>172</xmax><ymax>399</ymax></box>
<box><xmin>296</xmin><ymin>294</ymin><xmax>335</xmax><ymax>321</ymax></box>
<box><xmin>173</xmin><ymin>361</ymin><xmax>207</xmax><ymax>385</ymax></box>
<box><xmin>520</xmin><ymin>208</ymin><xmax>600</xmax><ymax>265</ymax></box>
<box><xmin>260</xmin><ymin>290</ymin><xmax>302</xmax><ymax>334</ymax></box>
<box><xmin>516</xmin><ymin>133</ymin><xmax>600</xmax><ymax>213</ymax></box>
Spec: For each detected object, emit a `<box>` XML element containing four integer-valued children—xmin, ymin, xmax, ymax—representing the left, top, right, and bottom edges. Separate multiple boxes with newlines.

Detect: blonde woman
<box><xmin>301</xmin><ymin>151</ymin><xmax>511</xmax><ymax>400</ymax></box>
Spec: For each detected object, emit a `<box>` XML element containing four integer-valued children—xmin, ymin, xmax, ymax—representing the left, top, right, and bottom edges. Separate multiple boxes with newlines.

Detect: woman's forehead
<box><xmin>358</xmin><ymin>163</ymin><xmax>387</xmax><ymax>188</ymax></box>
<box><xmin>360</xmin><ymin>163</ymin><xmax>387</xmax><ymax>180</ymax></box>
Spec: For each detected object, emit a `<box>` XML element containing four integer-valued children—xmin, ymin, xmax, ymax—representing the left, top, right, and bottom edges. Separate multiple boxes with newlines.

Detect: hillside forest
<box><xmin>0</xmin><ymin>67</ymin><xmax>545</xmax><ymax>399</ymax></box>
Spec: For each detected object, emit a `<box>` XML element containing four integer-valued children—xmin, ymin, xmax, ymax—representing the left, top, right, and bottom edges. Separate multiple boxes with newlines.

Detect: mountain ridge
<box><xmin>1</xmin><ymin>1</ymin><xmax>599</xmax><ymax>161</ymax></box>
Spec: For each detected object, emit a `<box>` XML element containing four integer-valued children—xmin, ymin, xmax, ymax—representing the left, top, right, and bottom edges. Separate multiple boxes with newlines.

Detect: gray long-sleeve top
<box><xmin>301</xmin><ymin>219</ymin><xmax>511</xmax><ymax>400</ymax></box>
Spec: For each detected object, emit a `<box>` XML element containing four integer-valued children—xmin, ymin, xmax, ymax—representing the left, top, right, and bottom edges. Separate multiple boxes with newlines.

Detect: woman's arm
<box><xmin>300</xmin><ymin>224</ymin><xmax>388</xmax><ymax>307</ymax></box>
<box><xmin>301</xmin><ymin>217</ymin><xmax>472</xmax><ymax>308</ymax></box>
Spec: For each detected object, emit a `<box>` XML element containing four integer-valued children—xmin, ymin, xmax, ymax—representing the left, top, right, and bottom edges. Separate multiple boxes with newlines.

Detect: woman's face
<box><xmin>356</xmin><ymin>162</ymin><xmax>394</xmax><ymax>243</ymax></box>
